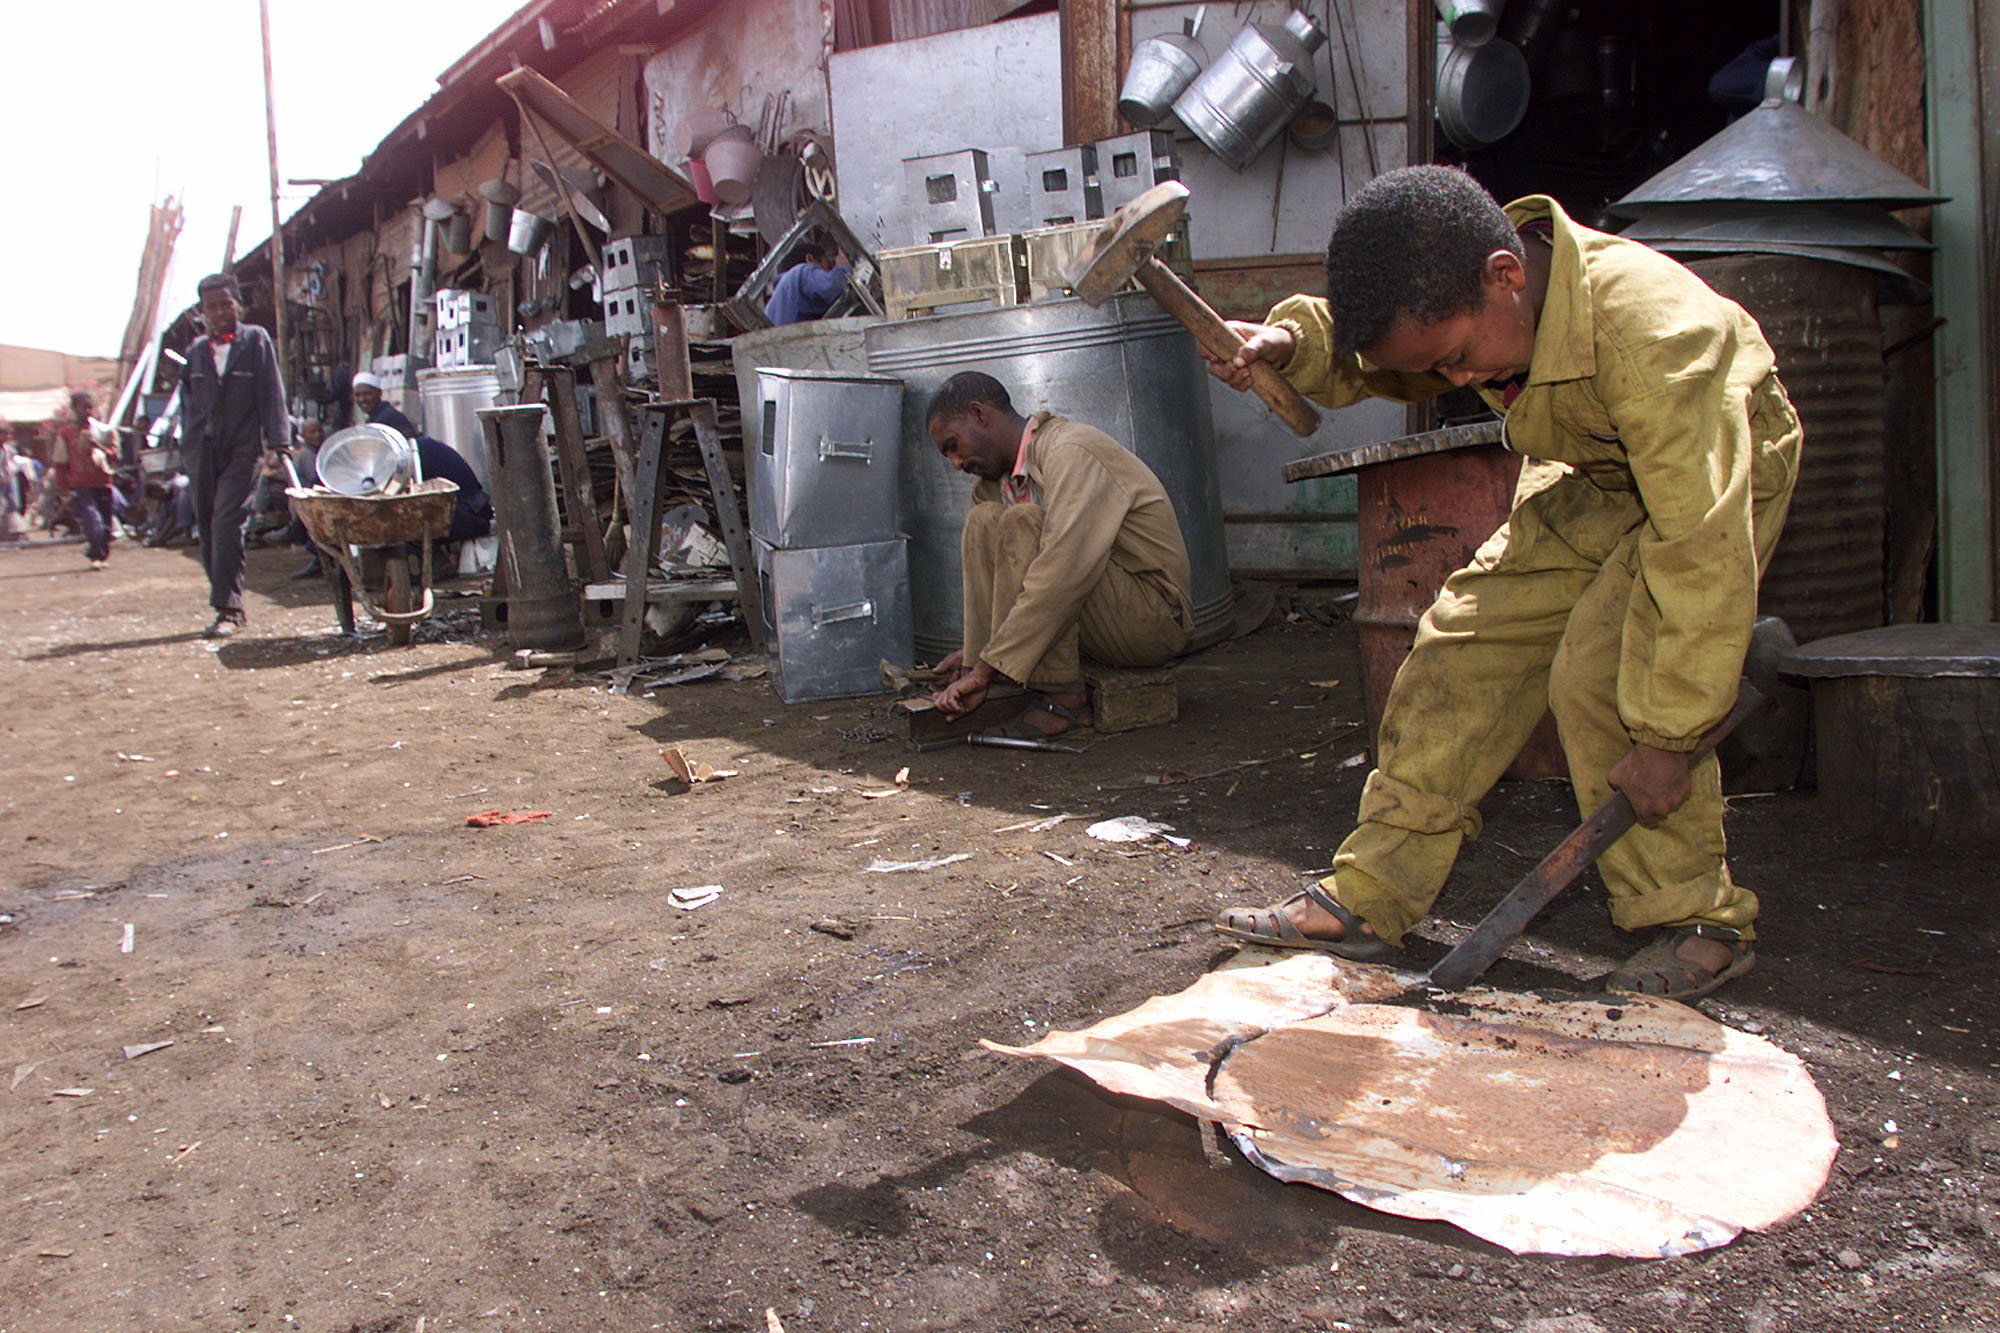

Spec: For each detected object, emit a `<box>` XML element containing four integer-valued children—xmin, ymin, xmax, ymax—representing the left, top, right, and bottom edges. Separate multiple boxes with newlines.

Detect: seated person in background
<box><xmin>351</xmin><ymin>371</ymin><xmax>419</xmax><ymax>438</ymax></box>
<box><xmin>415</xmin><ymin>437</ymin><xmax>493</xmax><ymax>543</ymax></box>
<box><xmin>763</xmin><ymin>236</ymin><xmax>852</xmax><ymax>326</ymax></box>
<box><xmin>926</xmin><ymin>371</ymin><xmax>1193</xmax><ymax>738</ymax></box>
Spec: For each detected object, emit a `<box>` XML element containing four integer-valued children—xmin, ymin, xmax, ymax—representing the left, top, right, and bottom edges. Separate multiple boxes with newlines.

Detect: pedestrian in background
<box><xmin>51</xmin><ymin>390</ymin><xmax>119</xmax><ymax>569</ymax></box>
<box><xmin>179</xmin><ymin>273</ymin><xmax>288</xmax><ymax>638</ymax></box>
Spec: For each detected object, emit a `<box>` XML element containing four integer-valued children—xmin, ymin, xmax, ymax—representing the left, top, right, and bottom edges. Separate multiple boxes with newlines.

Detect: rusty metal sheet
<box><xmin>496</xmin><ymin>67</ymin><xmax>699</xmax><ymax>220</ymax></box>
<box><xmin>986</xmin><ymin>952</ymin><xmax>1837</xmax><ymax>1257</ymax></box>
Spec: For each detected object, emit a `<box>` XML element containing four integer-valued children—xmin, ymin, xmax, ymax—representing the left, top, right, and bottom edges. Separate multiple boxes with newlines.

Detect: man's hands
<box><xmin>931</xmin><ymin>655</ymin><xmax>996</xmax><ymax>716</ymax></box>
<box><xmin>1202</xmin><ymin>320</ymin><xmax>1296</xmax><ymax>392</ymax></box>
<box><xmin>1608</xmin><ymin>743</ymin><xmax>1694</xmax><ymax>827</ymax></box>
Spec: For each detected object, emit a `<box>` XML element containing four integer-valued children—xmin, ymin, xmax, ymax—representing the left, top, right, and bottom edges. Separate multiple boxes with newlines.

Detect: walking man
<box><xmin>52</xmin><ymin>390</ymin><xmax>119</xmax><ymax>569</ymax></box>
<box><xmin>180</xmin><ymin>273</ymin><xmax>288</xmax><ymax>637</ymax></box>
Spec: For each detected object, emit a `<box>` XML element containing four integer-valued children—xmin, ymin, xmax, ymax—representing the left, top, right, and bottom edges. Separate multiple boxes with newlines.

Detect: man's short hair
<box><xmin>1323</xmin><ymin>166</ymin><xmax>1523</xmax><ymax>356</ymax></box>
<box><xmin>926</xmin><ymin>371</ymin><xmax>1012</xmax><ymax>425</ymax></box>
<box><xmin>197</xmin><ymin>272</ymin><xmax>241</xmax><ymax>301</ymax></box>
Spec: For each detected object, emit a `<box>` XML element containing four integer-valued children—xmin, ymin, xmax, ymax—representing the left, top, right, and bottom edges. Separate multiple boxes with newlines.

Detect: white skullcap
<box><xmin>352</xmin><ymin>371</ymin><xmax>382</xmax><ymax>391</ymax></box>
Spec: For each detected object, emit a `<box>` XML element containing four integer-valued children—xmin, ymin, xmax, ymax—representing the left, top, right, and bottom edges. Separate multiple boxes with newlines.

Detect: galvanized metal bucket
<box><xmin>1173</xmin><ymin>9</ymin><xmax>1327</xmax><ymax>171</ymax></box>
<box><xmin>1119</xmin><ymin>8</ymin><xmax>1209</xmax><ymax>129</ymax></box>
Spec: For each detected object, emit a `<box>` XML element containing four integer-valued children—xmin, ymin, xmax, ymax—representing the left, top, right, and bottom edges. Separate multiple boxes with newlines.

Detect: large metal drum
<box><xmin>1354</xmin><ymin>439</ymin><xmax>1565</xmax><ymax>781</ymax></box>
<box><xmin>417</xmin><ymin>365</ymin><xmax>502</xmax><ymax>487</ymax></box>
<box><xmin>1687</xmin><ymin>255</ymin><xmax>1886</xmax><ymax>642</ymax></box>
<box><xmin>865</xmin><ymin>292</ymin><xmax>1233</xmax><ymax>662</ymax></box>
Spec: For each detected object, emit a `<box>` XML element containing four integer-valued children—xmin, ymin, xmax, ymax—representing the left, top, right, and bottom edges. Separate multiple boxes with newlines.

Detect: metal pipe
<box><xmin>477</xmin><ymin>405</ymin><xmax>585</xmax><ymax>650</ymax></box>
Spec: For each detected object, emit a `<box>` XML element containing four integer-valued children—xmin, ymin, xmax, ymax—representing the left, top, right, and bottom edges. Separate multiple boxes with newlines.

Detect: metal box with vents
<box><xmin>751</xmin><ymin>369</ymin><xmax>904</xmax><ymax>550</ymax></box>
<box><xmin>757</xmin><ymin>536</ymin><xmax>913</xmax><ymax>702</ymax></box>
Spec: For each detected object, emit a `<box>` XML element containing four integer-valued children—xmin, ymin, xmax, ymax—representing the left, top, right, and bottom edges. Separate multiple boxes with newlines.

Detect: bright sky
<box><xmin>0</xmin><ymin>2</ymin><xmax>526</xmax><ymax>359</ymax></box>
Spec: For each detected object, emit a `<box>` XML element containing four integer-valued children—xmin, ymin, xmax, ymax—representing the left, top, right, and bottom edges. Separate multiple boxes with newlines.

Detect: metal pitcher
<box><xmin>1118</xmin><ymin>7</ymin><xmax>1209</xmax><ymax>129</ymax></box>
<box><xmin>1172</xmin><ymin>9</ymin><xmax>1327</xmax><ymax>172</ymax></box>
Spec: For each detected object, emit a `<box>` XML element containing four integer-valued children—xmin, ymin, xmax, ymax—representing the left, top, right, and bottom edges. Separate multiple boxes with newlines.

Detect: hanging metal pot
<box><xmin>1436</xmin><ymin>24</ymin><xmax>1530</xmax><ymax>150</ymax></box>
<box><xmin>507</xmin><ymin>208</ymin><xmax>555</xmax><ymax>257</ymax></box>
<box><xmin>480</xmin><ymin>177</ymin><xmax>520</xmax><ymax>244</ymax></box>
<box><xmin>1119</xmin><ymin>7</ymin><xmax>1209</xmax><ymax>129</ymax></box>
<box><xmin>1435</xmin><ymin>0</ymin><xmax>1505</xmax><ymax>48</ymax></box>
<box><xmin>1173</xmin><ymin>9</ymin><xmax>1327</xmax><ymax>171</ymax></box>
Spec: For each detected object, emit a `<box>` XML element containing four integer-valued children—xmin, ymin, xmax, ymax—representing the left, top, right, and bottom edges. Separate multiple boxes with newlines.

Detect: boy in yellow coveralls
<box><xmin>1208</xmin><ymin>166</ymin><xmax>1800</xmax><ymax>1000</ymax></box>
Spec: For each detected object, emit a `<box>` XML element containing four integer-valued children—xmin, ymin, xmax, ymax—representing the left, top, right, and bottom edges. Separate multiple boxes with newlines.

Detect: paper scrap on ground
<box><xmin>985</xmin><ymin>951</ymin><xmax>1837</xmax><ymax>1258</ymax></box>
<box><xmin>466</xmin><ymin>810</ymin><xmax>552</xmax><ymax>827</ymax></box>
<box><xmin>865</xmin><ymin>853</ymin><xmax>970</xmax><ymax>873</ymax></box>
<box><xmin>1086</xmin><ymin>816</ymin><xmax>1175</xmax><ymax>843</ymax></box>
<box><xmin>662</xmin><ymin>746</ymin><xmax>738</xmax><ymax>784</ymax></box>
<box><xmin>672</xmin><ymin>884</ymin><xmax>722</xmax><ymax>911</ymax></box>
<box><xmin>123</xmin><ymin>1041</ymin><xmax>174</xmax><ymax>1060</ymax></box>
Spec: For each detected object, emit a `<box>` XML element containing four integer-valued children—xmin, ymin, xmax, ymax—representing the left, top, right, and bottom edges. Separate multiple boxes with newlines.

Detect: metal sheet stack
<box><xmin>434</xmin><ymin>289</ymin><xmax>503</xmax><ymax>368</ymax></box>
<box><xmin>750</xmin><ymin>368</ymin><xmax>912</xmax><ymax>702</ymax></box>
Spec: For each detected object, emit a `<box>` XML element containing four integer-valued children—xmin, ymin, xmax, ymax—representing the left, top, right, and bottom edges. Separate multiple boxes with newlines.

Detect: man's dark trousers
<box><xmin>70</xmin><ymin>487</ymin><xmax>113</xmax><ymax>562</ymax></box>
<box><xmin>190</xmin><ymin>445</ymin><xmax>259</xmax><ymax>615</ymax></box>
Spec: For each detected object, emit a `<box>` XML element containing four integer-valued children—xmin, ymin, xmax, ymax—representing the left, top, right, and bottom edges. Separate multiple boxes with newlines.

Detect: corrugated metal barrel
<box><xmin>865</xmin><ymin>292</ymin><xmax>1233</xmax><ymax>661</ymax></box>
<box><xmin>478</xmin><ymin>405</ymin><xmax>583</xmax><ymax>651</ymax></box>
<box><xmin>1355</xmin><ymin>440</ymin><xmax>1565</xmax><ymax>780</ymax></box>
<box><xmin>1686</xmin><ymin>254</ymin><xmax>1886</xmax><ymax>642</ymax></box>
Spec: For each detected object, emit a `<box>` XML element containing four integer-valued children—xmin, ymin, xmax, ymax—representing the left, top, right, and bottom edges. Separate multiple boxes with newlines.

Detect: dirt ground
<box><xmin>2</xmin><ymin>532</ymin><xmax>1996</xmax><ymax>1333</ymax></box>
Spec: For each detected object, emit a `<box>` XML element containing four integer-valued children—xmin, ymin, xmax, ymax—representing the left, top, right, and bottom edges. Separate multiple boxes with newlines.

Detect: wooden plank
<box><xmin>651</xmin><ymin>300</ymin><xmax>694</xmax><ymax>402</ymax></box>
<box><xmin>586</xmin><ymin>354</ymin><xmax>638</xmax><ymax>524</ymax></box>
<box><xmin>495</xmin><ymin>67</ymin><xmax>699</xmax><ymax>218</ymax></box>
<box><xmin>540</xmin><ymin>366</ymin><xmax>612</xmax><ymax>586</ymax></box>
<box><xmin>685</xmin><ymin>398</ymin><xmax>766</xmax><ymax>654</ymax></box>
<box><xmin>584</xmin><ymin>578</ymin><xmax>737</xmax><ymax>602</ymax></box>
<box><xmin>618</xmin><ymin>406</ymin><xmax>674</xmax><ymax>666</ymax></box>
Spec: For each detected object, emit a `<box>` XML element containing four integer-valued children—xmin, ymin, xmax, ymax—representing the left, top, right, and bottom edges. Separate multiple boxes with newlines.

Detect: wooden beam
<box><xmin>1060</xmin><ymin>0</ymin><xmax>1122</xmax><ymax>145</ymax></box>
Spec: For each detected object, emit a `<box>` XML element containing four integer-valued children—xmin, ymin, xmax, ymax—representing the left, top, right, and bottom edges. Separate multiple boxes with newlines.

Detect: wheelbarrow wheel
<box><xmin>383</xmin><ymin>554</ymin><xmax>414</xmax><ymax>646</ymax></box>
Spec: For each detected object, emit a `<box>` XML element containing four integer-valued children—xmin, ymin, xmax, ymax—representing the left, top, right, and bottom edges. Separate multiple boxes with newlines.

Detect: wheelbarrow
<box><xmin>286</xmin><ymin>479</ymin><xmax>459</xmax><ymax>645</ymax></box>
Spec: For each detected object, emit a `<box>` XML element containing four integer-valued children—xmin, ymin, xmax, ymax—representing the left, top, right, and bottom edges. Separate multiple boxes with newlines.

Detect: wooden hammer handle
<box><xmin>1134</xmin><ymin>257</ymin><xmax>1321</xmax><ymax>438</ymax></box>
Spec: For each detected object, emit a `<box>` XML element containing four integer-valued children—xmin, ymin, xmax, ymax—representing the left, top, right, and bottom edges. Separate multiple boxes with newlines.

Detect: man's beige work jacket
<box><xmin>970</xmin><ymin>413</ymin><xmax>1194</xmax><ymax>685</ymax></box>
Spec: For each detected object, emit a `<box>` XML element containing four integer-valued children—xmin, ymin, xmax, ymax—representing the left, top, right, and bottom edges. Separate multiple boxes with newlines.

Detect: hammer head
<box><xmin>1063</xmin><ymin>181</ymin><xmax>1190</xmax><ymax>306</ymax></box>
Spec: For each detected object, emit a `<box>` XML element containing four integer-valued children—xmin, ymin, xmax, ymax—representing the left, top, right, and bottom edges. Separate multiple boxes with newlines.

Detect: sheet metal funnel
<box><xmin>1618</xmin><ymin>201</ymin><xmax>1931</xmax><ymax>251</ymax></box>
<box><xmin>1612</xmin><ymin>97</ymin><xmax>1943</xmax><ymax>217</ymax></box>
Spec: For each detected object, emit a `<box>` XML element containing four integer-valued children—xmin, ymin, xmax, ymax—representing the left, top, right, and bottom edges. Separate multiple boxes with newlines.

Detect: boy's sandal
<box><xmin>1603</xmin><ymin>924</ymin><xmax>1755</xmax><ymax>1002</ymax></box>
<box><xmin>1213</xmin><ymin>883</ymin><xmax>1397</xmax><ymax>963</ymax></box>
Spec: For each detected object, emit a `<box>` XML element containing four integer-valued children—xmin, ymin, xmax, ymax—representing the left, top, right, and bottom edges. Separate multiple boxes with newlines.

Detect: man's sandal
<box><xmin>1603</xmin><ymin>924</ymin><xmax>1755</xmax><ymax>1002</ymax></box>
<box><xmin>980</xmin><ymin>696</ymin><xmax>1092</xmax><ymax>741</ymax></box>
<box><xmin>1213</xmin><ymin>883</ymin><xmax>1397</xmax><ymax>963</ymax></box>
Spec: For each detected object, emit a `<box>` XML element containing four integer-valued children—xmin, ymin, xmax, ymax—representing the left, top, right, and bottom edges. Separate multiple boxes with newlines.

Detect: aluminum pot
<box><xmin>479</xmin><ymin>177</ymin><xmax>520</xmax><ymax>244</ymax></box>
<box><xmin>703</xmin><ymin>125</ymin><xmax>762</xmax><ymax>207</ymax></box>
<box><xmin>506</xmin><ymin>208</ymin><xmax>554</xmax><ymax>257</ymax></box>
<box><xmin>1436</xmin><ymin>28</ymin><xmax>1530</xmax><ymax>149</ymax></box>
<box><xmin>1173</xmin><ymin>9</ymin><xmax>1327</xmax><ymax>171</ymax></box>
<box><xmin>1435</xmin><ymin>0</ymin><xmax>1504</xmax><ymax>48</ymax></box>
<box><xmin>1119</xmin><ymin>9</ymin><xmax>1209</xmax><ymax>128</ymax></box>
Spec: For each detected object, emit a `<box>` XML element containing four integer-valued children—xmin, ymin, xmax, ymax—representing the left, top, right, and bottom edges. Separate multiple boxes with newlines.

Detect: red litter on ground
<box><xmin>466</xmin><ymin>810</ymin><xmax>552</xmax><ymax>827</ymax></box>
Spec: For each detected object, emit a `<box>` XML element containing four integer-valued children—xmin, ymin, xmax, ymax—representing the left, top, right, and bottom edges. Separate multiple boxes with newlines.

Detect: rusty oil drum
<box><xmin>1289</xmin><ymin>421</ymin><xmax>1565</xmax><ymax>780</ymax></box>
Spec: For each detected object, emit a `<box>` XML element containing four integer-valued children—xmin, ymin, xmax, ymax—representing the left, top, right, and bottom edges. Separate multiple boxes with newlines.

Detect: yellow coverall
<box><xmin>1267</xmin><ymin>196</ymin><xmax>1802</xmax><ymax>946</ymax></box>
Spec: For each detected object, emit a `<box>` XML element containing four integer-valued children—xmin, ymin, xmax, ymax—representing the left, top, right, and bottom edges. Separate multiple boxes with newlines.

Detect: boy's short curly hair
<box><xmin>1323</xmin><ymin>166</ymin><xmax>1523</xmax><ymax>356</ymax></box>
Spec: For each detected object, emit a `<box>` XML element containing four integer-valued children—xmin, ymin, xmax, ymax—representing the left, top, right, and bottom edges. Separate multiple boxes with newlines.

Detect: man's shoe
<box><xmin>203</xmin><ymin>614</ymin><xmax>243</xmax><ymax>639</ymax></box>
<box><xmin>289</xmin><ymin>558</ymin><xmax>324</xmax><ymax>581</ymax></box>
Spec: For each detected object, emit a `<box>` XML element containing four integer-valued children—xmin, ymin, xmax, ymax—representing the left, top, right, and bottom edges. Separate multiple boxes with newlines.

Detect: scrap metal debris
<box><xmin>662</xmin><ymin>746</ymin><xmax>739</xmax><ymax>784</ymax></box>
<box><xmin>864</xmin><ymin>853</ymin><xmax>970</xmax><ymax>873</ymax></box>
<box><xmin>672</xmin><ymin>884</ymin><xmax>722</xmax><ymax>911</ymax></box>
<box><xmin>986</xmin><ymin>951</ymin><xmax>1836</xmax><ymax>1258</ymax></box>
<box><xmin>122</xmin><ymin>1041</ymin><xmax>174</xmax><ymax>1061</ymax></box>
<box><xmin>466</xmin><ymin>810</ymin><xmax>553</xmax><ymax>827</ymax></box>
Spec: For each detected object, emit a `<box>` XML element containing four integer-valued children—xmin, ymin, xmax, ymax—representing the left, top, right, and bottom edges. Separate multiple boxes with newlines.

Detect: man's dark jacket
<box><xmin>180</xmin><ymin>324</ymin><xmax>287</xmax><ymax>461</ymax></box>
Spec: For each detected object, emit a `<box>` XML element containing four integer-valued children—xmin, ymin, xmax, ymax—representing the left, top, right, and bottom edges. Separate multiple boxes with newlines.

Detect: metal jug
<box><xmin>1118</xmin><ymin>7</ymin><xmax>1209</xmax><ymax>129</ymax></box>
<box><xmin>1172</xmin><ymin>9</ymin><xmax>1327</xmax><ymax>171</ymax></box>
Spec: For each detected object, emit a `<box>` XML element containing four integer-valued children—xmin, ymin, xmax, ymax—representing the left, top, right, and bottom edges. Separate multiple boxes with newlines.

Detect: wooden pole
<box><xmin>221</xmin><ymin>204</ymin><xmax>243</xmax><ymax>271</ymax></box>
<box><xmin>258</xmin><ymin>0</ymin><xmax>291</xmax><ymax>395</ymax></box>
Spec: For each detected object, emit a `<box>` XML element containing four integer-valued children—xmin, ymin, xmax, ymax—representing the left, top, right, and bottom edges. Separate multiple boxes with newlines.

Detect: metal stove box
<box><xmin>757</xmin><ymin>536</ymin><xmax>913</xmax><ymax>703</ymax></box>
<box><xmin>1025</xmin><ymin>145</ymin><xmax>1102</xmax><ymax>227</ymax></box>
<box><xmin>601</xmin><ymin>235</ymin><xmax>673</xmax><ymax>292</ymax></box>
<box><xmin>1094</xmin><ymin>130</ymin><xmax>1183</xmax><ymax>213</ymax></box>
<box><xmin>902</xmin><ymin>149</ymin><xmax>998</xmax><ymax>244</ymax></box>
<box><xmin>603</xmin><ymin>289</ymin><xmax>652</xmax><ymax>338</ymax></box>
<box><xmin>752</xmin><ymin>369</ymin><xmax>904</xmax><ymax>549</ymax></box>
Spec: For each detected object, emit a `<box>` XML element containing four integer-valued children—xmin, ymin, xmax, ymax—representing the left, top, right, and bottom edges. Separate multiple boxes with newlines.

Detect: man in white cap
<box><xmin>351</xmin><ymin>370</ymin><xmax>418</xmax><ymax>438</ymax></box>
